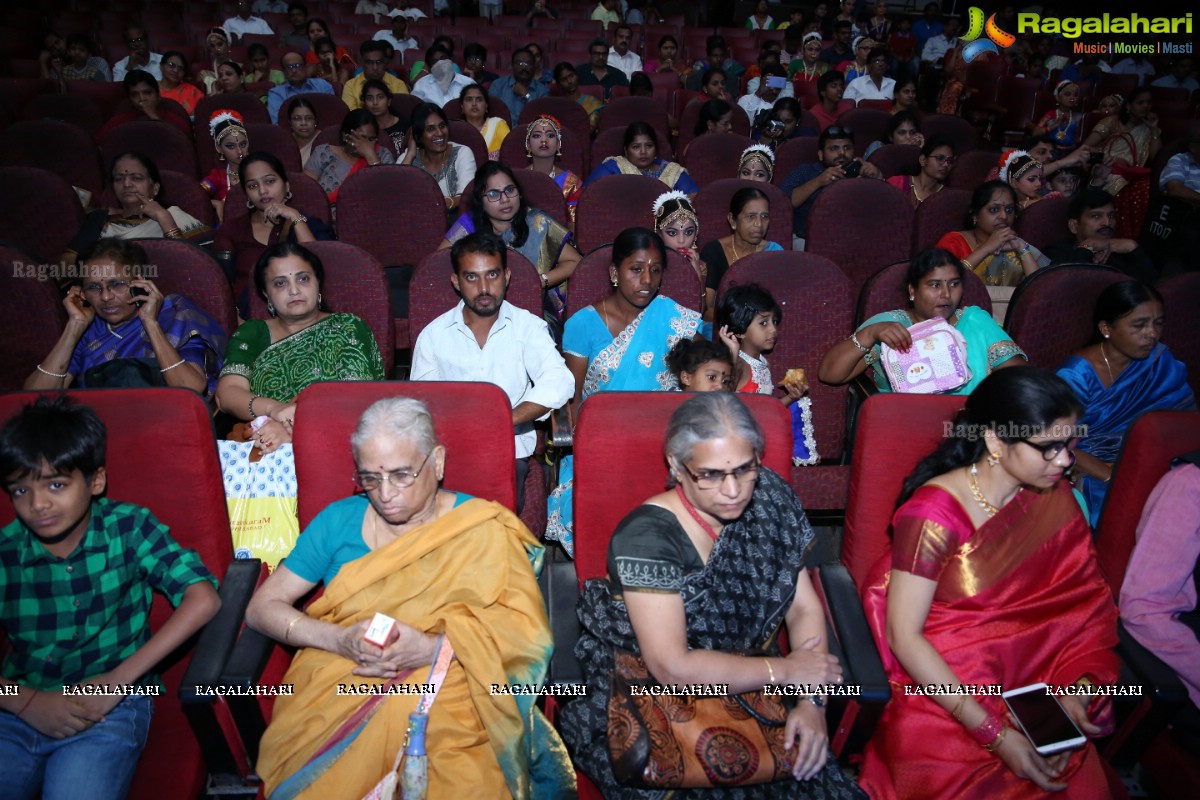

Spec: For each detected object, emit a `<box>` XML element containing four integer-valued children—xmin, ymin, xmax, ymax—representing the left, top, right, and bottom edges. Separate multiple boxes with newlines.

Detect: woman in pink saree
<box><xmin>858</xmin><ymin>368</ymin><xmax>1122</xmax><ymax>799</ymax></box>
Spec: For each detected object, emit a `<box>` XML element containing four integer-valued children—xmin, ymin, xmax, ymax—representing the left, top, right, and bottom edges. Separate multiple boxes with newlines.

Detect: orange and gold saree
<box><xmin>257</xmin><ymin>498</ymin><xmax>575</xmax><ymax>799</ymax></box>
<box><xmin>858</xmin><ymin>481</ymin><xmax>1119</xmax><ymax>799</ymax></box>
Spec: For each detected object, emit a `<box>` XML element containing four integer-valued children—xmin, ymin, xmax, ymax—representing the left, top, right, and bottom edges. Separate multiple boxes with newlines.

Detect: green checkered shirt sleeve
<box><xmin>0</xmin><ymin>498</ymin><xmax>217</xmax><ymax>691</ymax></box>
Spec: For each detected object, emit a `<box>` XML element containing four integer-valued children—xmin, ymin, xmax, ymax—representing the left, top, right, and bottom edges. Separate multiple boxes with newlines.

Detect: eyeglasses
<box><xmin>825</xmin><ymin>126</ymin><xmax>854</xmax><ymax>137</ymax></box>
<box><xmin>513</xmin><ymin>59</ymin><xmax>532</xmax><ymax>67</ymax></box>
<box><xmin>284</xmin><ymin>63</ymin><xmax>306</xmax><ymax>71</ymax></box>
<box><xmin>679</xmin><ymin>459</ymin><xmax>761</xmax><ymax>490</ymax></box>
<box><xmin>1018</xmin><ymin>437</ymin><xmax>1081</xmax><ymax>461</ymax></box>
<box><xmin>82</xmin><ymin>280</ymin><xmax>132</xmax><ymax>295</ymax></box>
<box><xmin>928</xmin><ymin>154</ymin><xmax>957</xmax><ymax>164</ymax></box>
<box><xmin>483</xmin><ymin>185</ymin><xmax>519</xmax><ymax>202</ymax></box>
<box><xmin>353</xmin><ymin>451</ymin><xmax>433</xmax><ymax>492</ymax></box>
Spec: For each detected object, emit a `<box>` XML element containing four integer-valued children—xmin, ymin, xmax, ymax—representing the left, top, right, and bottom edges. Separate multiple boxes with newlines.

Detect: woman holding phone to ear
<box><xmin>857</xmin><ymin>368</ymin><xmax>1121</xmax><ymax>799</ymax></box>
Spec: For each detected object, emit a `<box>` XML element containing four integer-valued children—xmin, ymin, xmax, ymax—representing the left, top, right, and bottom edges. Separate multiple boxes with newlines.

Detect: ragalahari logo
<box><xmin>961</xmin><ymin>7</ymin><xmax>1016</xmax><ymax>63</ymax></box>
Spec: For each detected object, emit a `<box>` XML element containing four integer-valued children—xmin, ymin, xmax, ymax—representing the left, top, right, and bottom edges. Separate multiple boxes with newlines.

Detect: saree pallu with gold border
<box><xmin>857</xmin><ymin>481</ymin><xmax>1119</xmax><ymax>799</ymax></box>
<box><xmin>258</xmin><ymin>499</ymin><xmax>575</xmax><ymax>799</ymax></box>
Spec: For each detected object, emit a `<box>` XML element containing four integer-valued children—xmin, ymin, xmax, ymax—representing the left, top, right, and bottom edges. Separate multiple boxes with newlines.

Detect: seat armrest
<box><xmin>550</xmin><ymin>404</ymin><xmax>573</xmax><ymax>449</ymax></box>
<box><xmin>814</xmin><ymin>563</ymin><xmax>890</xmax><ymax>704</ymax></box>
<box><xmin>1117</xmin><ymin>620</ymin><xmax>1188</xmax><ymax>705</ymax></box>
<box><xmin>180</xmin><ymin>559</ymin><xmax>263</xmax><ymax>702</ymax></box>
<box><xmin>539</xmin><ymin>545</ymin><xmax>583</xmax><ymax>685</ymax></box>
<box><xmin>851</xmin><ymin>370</ymin><xmax>880</xmax><ymax>399</ymax></box>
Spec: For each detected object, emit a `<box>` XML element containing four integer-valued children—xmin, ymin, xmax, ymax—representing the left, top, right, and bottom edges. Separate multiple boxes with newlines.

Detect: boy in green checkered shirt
<box><xmin>0</xmin><ymin>396</ymin><xmax>220</xmax><ymax>800</ymax></box>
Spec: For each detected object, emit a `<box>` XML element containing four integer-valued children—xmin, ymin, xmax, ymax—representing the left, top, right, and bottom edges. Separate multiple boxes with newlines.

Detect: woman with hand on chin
<box><xmin>304</xmin><ymin>109</ymin><xmax>395</xmax><ymax>206</ymax></box>
<box><xmin>215</xmin><ymin>242</ymin><xmax>384</xmax><ymax>455</ymax></box>
<box><xmin>936</xmin><ymin>180</ymin><xmax>1049</xmax><ymax>287</ymax></box>
<box><xmin>652</xmin><ymin>190</ymin><xmax>706</xmax><ymax>313</ymax></box>
<box><xmin>27</xmin><ymin>238</ymin><xmax>225</xmax><ymax>395</ymax></box>
<box><xmin>859</xmin><ymin>368</ymin><xmax>1122</xmax><ymax>798</ymax></box>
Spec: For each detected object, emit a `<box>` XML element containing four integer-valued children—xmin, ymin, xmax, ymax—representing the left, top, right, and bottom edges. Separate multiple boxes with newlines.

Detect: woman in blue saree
<box><xmin>440</xmin><ymin>161</ymin><xmax>582</xmax><ymax>324</ymax></box>
<box><xmin>546</xmin><ymin>228</ymin><xmax>702</xmax><ymax>555</ymax></box>
<box><xmin>818</xmin><ymin>248</ymin><xmax>1026</xmax><ymax>394</ymax></box>
<box><xmin>1057</xmin><ymin>281</ymin><xmax>1195</xmax><ymax>526</ymax></box>
<box><xmin>584</xmin><ymin>122</ymin><xmax>701</xmax><ymax>196</ymax></box>
<box><xmin>25</xmin><ymin>237</ymin><xmax>226</xmax><ymax>397</ymax></box>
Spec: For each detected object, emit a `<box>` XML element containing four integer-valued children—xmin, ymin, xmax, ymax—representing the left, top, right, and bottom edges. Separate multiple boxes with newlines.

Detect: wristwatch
<box><xmin>804</xmin><ymin>693</ymin><xmax>826</xmax><ymax>708</ymax></box>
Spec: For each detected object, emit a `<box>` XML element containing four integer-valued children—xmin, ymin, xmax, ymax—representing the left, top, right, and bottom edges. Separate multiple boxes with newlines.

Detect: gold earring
<box><xmin>987</xmin><ymin>451</ymin><xmax>1000</xmax><ymax>467</ymax></box>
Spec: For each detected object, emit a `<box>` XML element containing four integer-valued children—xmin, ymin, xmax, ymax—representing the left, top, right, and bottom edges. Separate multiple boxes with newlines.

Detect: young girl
<box><xmin>1033</xmin><ymin>80</ymin><xmax>1083</xmax><ymax>156</ymax></box>
<box><xmin>715</xmin><ymin>284</ymin><xmax>819</xmax><ymax>464</ymax></box>
<box><xmin>652</xmin><ymin>190</ymin><xmax>706</xmax><ymax>312</ymax></box>
<box><xmin>201</xmin><ymin>110</ymin><xmax>250</xmax><ymax>224</ymax></box>
<box><xmin>666</xmin><ymin>338</ymin><xmax>733</xmax><ymax>392</ymax></box>
<box><xmin>1000</xmin><ymin>150</ymin><xmax>1056</xmax><ymax>209</ymax></box>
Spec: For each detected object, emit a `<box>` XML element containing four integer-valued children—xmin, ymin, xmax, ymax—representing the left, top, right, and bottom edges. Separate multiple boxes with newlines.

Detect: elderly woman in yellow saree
<box><xmin>245</xmin><ymin>396</ymin><xmax>575</xmax><ymax>799</ymax></box>
<box><xmin>1082</xmin><ymin>86</ymin><xmax>1163</xmax><ymax>238</ymax></box>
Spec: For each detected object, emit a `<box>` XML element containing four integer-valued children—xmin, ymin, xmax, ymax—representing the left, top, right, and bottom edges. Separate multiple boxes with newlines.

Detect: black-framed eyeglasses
<box><xmin>483</xmin><ymin>185</ymin><xmax>519</xmax><ymax>202</ymax></box>
<box><xmin>928</xmin><ymin>154</ymin><xmax>957</xmax><ymax>164</ymax></box>
<box><xmin>825</xmin><ymin>125</ymin><xmax>854</xmax><ymax>137</ymax></box>
<box><xmin>680</xmin><ymin>459</ymin><xmax>761</xmax><ymax>490</ymax></box>
<box><xmin>353</xmin><ymin>451</ymin><xmax>433</xmax><ymax>492</ymax></box>
<box><xmin>1019</xmin><ymin>437</ymin><xmax>1081</xmax><ymax>462</ymax></box>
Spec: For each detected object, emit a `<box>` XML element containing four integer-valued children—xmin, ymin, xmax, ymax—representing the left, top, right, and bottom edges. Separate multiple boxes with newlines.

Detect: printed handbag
<box><xmin>606</xmin><ymin>649</ymin><xmax>792</xmax><ymax>788</ymax></box>
<box><xmin>880</xmin><ymin>317</ymin><xmax>971</xmax><ymax>394</ymax></box>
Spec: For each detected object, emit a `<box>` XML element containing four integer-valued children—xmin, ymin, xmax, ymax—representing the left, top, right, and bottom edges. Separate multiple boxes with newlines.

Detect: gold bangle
<box><xmin>763</xmin><ymin>657</ymin><xmax>776</xmax><ymax>685</ymax></box>
<box><xmin>983</xmin><ymin>726</ymin><xmax>1008</xmax><ymax>753</ymax></box>
<box><xmin>950</xmin><ymin>695</ymin><xmax>969</xmax><ymax>721</ymax></box>
<box><xmin>284</xmin><ymin>614</ymin><xmax>304</xmax><ymax>643</ymax></box>
<box><xmin>961</xmin><ymin>258</ymin><xmax>974</xmax><ymax>271</ymax></box>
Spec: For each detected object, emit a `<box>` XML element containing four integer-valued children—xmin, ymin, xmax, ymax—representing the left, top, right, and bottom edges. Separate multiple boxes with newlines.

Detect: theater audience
<box><xmin>59</xmin><ymin>34</ymin><xmax>111</xmax><ymax>82</ymax></box>
<box><xmin>304</xmin><ymin>19</ymin><xmax>356</xmax><ymax>71</ymax></box>
<box><xmin>888</xmin><ymin>137</ymin><xmax>955</xmax><ymax>209</ymax></box>
<box><xmin>306</xmin><ymin>109</ymin><xmax>395</xmax><ymax>205</ymax></box>
<box><xmin>666</xmin><ymin>337</ymin><xmax>734</xmax><ymax>391</ymax></box>
<box><xmin>361</xmin><ymin>79</ymin><xmax>409</xmax><ymax>155</ymax></box>
<box><xmin>1057</xmin><ymin>281</ymin><xmax>1195</xmax><ymax>526</ymax></box>
<box><xmin>576</xmin><ymin>36</ymin><xmax>629</xmax><ymax>99</ymax></box>
<box><xmin>158</xmin><ymin>51</ymin><xmax>203</xmax><ymax>115</ymax></box>
<box><xmin>201</xmin><ymin>111</ymin><xmax>251</xmax><ymax>223</ymax></box>
<box><xmin>607</xmin><ymin>24</ymin><xmax>643</xmax><ymax>81</ymax></box>
<box><xmin>819</xmin><ymin>248</ymin><xmax>1025</xmax><ymax>394</ymax></box>
<box><xmin>1083</xmin><ymin>87</ymin><xmax>1163</xmax><ymax>238</ymax></box>
<box><xmin>652</xmin><ymin>190</ymin><xmax>705</xmax><ymax>311</ymax></box>
<box><xmin>490</xmin><ymin>49</ymin><xmax>549</xmax><ymax>127</ymax></box>
<box><xmin>279</xmin><ymin>2</ymin><xmax>311</xmax><ymax>53</ymax></box>
<box><xmin>411</xmin><ymin>49</ymin><xmax>475</xmax><ymax>106</ymax></box>
<box><xmin>863</xmin><ymin>109</ymin><xmax>925</xmax><ymax>158</ymax></box>
<box><xmin>936</xmin><ymin>181</ymin><xmax>1049</xmax><ymax>287</ymax></box>
<box><xmin>27</xmin><ymin>238</ymin><xmax>225</xmax><ymax>395</ymax></box>
<box><xmin>553</xmin><ymin>62</ymin><xmax>603</xmax><ymax>133</ymax></box>
<box><xmin>243</xmin><ymin>44</ymin><xmax>285</xmax><ymax>87</ymax></box>
<box><xmin>342</xmin><ymin>39</ymin><xmax>409</xmax><ymax>110</ymax></box>
<box><xmin>215</xmin><ymin>242</ymin><xmax>385</xmax><ymax>454</ymax></box>
<box><xmin>412</xmin><ymin>233</ymin><xmax>574</xmax><ymax>511</ymax></box>
<box><xmin>644</xmin><ymin>34</ymin><xmax>687</xmax><ymax>79</ymax></box>
<box><xmin>700</xmin><ymin>187</ymin><xmax>784</xmax><ymax>311</ymax></box>
<box><xmin>859</xmin><ymin>367</ymin><xmax>1120</xmax><ymax>797</ymax></box>
<box><xmin>1032</xmin><ymin>80</ymin><xmax>1084</xmax><ymax>157</ymax></box>
<box><xmin>373</xmin><ymin>13</ymin><xmax>417</xmax><ymax>59</ymax></box>
<box><xmin>1000</xmin><ymin>150</ymin><xmax>1053</xmax><ymax>210</ymax></box>
<box><xmin>844</xmin><ymin>47</ymin><xmax>894</xmax><ymax>103</ymax></box>
<box><xmin>197</xmin><ymin>28</ymin><xmax>233</xmax><ymax>94</ymax></box>
<box><xmin>738</xmin><ymin>144</ymin><xmax>775</xmax><ymax>183</ymax></box>
<box><xmin>738</xmin><ymin>64</ymin><xmax>787</xmax><ymax>126</ymax></box>
<box><xmin>782</xmin><ymin>125</ymin><xmax>883</xmax><ymax>243</ymax></box>
<box><xmin>223</xmin><ymin>0</ymin><xmax>275</xmax><ymax>42</ymax></box>
<box><xmin>585</xmin><ymin>122</ymin><xmax>700</xmax><ymax>195</ymax></box>
<box><xmin>790</xmin><ymin>32</ymin><xmax>828</xmax><ymax>89</ymax></box>
<box><xmin>822</xmin><ymin>20</ymin><xmax>855</xmax><ymax>69</ymax></box>
<box><xmin>245</xmin><ymin>396</ymin><xmax>571</xmax><ymax>797</ymax></box>
<box><xmin>441</xmin><ymin>162</ymin><xmax>581</xmax><ymax>322</ymax></box>
<box><xmin>810</xmin><ymin>70</ymin><xmax>851</xmax><ymax>131</ymax></box>
<box><xmin>1044</xmin><ymin>189</ymin><xmax>1156</xmax><ymax>282</ymax></box>
<box><xmin>112</xmin><ymin>25</ymin><xmax>162</xmax><ymax>81</ymax></box>
<box><xmin>97</xmin><ymin>70</ymin><xmax>192</xmax><ymax>140</ymax></box>
<box><xmin>286</xmin><ymin>97</ymin><xmax>319</xmax><ymax>165</ymax></box>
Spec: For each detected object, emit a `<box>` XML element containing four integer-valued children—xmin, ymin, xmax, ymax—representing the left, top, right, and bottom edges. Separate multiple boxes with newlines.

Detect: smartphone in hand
<box><xmin>1002</xmin><ymin>683</ymin><xmax>1086</xmax><ymax>756</ymax></box>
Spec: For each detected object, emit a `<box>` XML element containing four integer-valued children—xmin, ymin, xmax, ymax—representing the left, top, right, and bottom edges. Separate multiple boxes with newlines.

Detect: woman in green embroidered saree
<box><xmin>215</xmin><ymin>242</ymin><xmax>385</xmax><ymax>453</ymax></box>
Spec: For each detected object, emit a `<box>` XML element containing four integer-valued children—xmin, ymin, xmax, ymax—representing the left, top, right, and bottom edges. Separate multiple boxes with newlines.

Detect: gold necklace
<box><xmin>1100</xmin><ymin>341</ymin><xmax>1115</xmax><ymax>384</ymax></box>
<box><xmin>966</xmin><ymin>464</ymin><xmax>1000</xmax><ymax>517</ymax></box>
<box><xmin>730</xmin><ymin>238</ymin><xmax>759</xmax><ymax>263</ymax></box>
<box><xmin>911</xmin><ymin>178</ymin><xmax>943</xmax><ymax>203</ymax></box>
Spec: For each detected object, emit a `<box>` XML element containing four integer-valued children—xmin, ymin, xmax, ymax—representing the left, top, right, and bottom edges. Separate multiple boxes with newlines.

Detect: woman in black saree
<box><xmin>560</xmin><ymin>392</ymin><xmax>865</xmax><ymax>799</ymax></box>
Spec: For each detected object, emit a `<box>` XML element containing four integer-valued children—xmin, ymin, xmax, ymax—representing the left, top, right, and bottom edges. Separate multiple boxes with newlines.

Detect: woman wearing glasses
<box><xmin>247</xmin><ymin>396</ymin><xmax>574</xmax><ymax>799</ymax></box>
<box><xmin>819</xmin><ymin>248</ymin><xmax>1026</xmax><ymax>394</ymax></box>
<box><xmin>560</xmin><ymin>392</ymin><xmax>865</xmax><ymax>798</ymax></box>
<box><xmin>1056</xmin><ymin>281</ymin><xmax>1195</xmax><ymax>527</ymax></box>
<box><xmin>158</xmin><ymin>50</ymin><xmax>203</xmax><ymax>115</ymax></box>
<box><xmin>859</xmin><ymin>368</ymin><xmax>1122</xmax><ymax>798</ymax></box>
<box><xmin>439</xmin><ymin>162</ymin><xmax>581</xmax><ymax>324</ymax></box>
<box><xmin>26</xmin><ymin>237</ymin><xmax>226</xmax><ymax>395</ymax></box>
<box><xmin>886</xmin><ymin>136</ymin><xmax>956</xmax><ymax>209</ymax></box>
<box><xmin>215</xmin><ymin>242</ymin><xmax>384</xmax><ymax>454</ymax></box>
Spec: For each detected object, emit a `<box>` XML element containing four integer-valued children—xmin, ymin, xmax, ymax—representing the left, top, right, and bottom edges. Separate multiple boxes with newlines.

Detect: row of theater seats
<box><xmin>2</xmin><ymin>383</ymin><xmax>1195</xmax><ymax>799</ymax></box>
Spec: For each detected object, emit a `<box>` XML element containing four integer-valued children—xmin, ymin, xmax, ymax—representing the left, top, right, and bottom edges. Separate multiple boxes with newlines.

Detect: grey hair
<box><xmin>664</xmin><ymin>393</ymin><xmax>765</xmax><ymax>468</ymax></box>
<box><xmin>350</xmin><ymin>397</ymin><xmax>439</xmax><ymax>459</ymax></box>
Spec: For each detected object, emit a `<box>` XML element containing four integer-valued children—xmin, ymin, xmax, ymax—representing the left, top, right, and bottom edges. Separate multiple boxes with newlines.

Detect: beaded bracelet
<box><xmin>850</xmin><ymin>333</ymin><xmax>868</xmax><ymax>353</ymax></box>
<box><xmin>36</xmin><ymin>363</ymin><xmax>68</xmax><ymax>379</ymax></box>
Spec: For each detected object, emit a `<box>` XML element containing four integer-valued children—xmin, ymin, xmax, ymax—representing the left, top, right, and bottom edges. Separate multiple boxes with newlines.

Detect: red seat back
<box><xmin>806</xmin><ymin>177</ymin><xmax>915</xmax><ymax>291</ymax></box>
<box><xmin>866</xmin><ymin>143</ymin><xmax>919</xmax><ymax>179</ymax></box>
<box><xmin>857</xmin><ymin>259</ymin><xmax>992</xmax><ymax>326</ymax></box>
<box><xmin>920</xmin><ymin>113</ymin><xmax>979</xmax><ymax>154</ymax></box>
<box><xmin>1004</xmin><ymin>264</ymin><xmax>1127</xmax><ymax>367</ymax></box>
<box><xmin>912</xmin><ymin>187</ymin><xmax>972</xmax><ymax>254</ymax></box>
<box><xmin>1159</xmin><ymin>272</ymin><xmax>1200</xmax><ymax>398</ymax></box>
<box><xmin>447</xmin><ymin>119</ymin><xmax>489</xmax><ymax>169</ymax></box>
<box><xmin>0</xmin><ymin>243</ymin><xmax>68</xmax><ymax>389</ymax></box>
<box><xmin>274</xmin><ymin>91</ymin><xmax>349</xmax><ymax>128</ymax></box>
<box><xmin>575</xmin><ymin>174</ymin><xmax>671</xmax><ymax>254</ymax></box>
<box><xmin>0</xmin><ymin>166</ymin><xmax>84</xmax><ymax>262</ymax></box>
<box><xmin>100</xmin><ymin>121</ymin><xmax>198</xmax><ymax>179</ymax></box>
<box><xmin>19</xmin><ymin>94</ymin><xmax>106</xmax><ymax>139</ymax></box>
<box><xmin>843</xmin><ymin>393</ymin><xmax>966</xmax><ymax>588</ymax></box>
<box><xmin>947</xmin><ymin>149</ymin><xmax>1001</xmax><ymax>189</ymax></box>
<box><xmin>681</xmin><ymin>131</ymin><xmax>754</xmax><ymax>187</ymax></box>
<box><xmin>573</xmin><ymin>392</ymin><xmax>795</xmax><ymax>585</ymax></box>
<box><xmin>836</xmin><ymin>107</ymin><xmax>891</xmax><ymax>156</ymax></box>
<box><xmin>133</xmin><ymin>238</ymin><xmax>239</xmax><ymax>337</ymax></box>
<box><xmin>336</xmin><ymin>165</ymin><xmax>447</xmax><ymax>266</ymax></box>
<box><xmin>292</xmin><ymin>381</ymin><xmax>518</xmax><ymax>528</ymax></box>
<box><xmin>597</xmin><ymin>96</ymin><xmax>670</xmax><ymax>143</ymax></box>
<box><xmin>771</xmin><ymin>135</ymin><xmax>818</xmax><ymax>187</ymax></box>
<box><xmin>0</xmin><ymin>119</ymin><xmax>105</xmax><ymax>199</ymax></box>
<box><xmin>694</xmin><ymin>178</ymin><xmax>793</xmax><ymax>252</ymax></box>
<box><xmin>1014</xmin><ymin>195</ymin><xmax>1071</xmax><ymax>251</ymax></box>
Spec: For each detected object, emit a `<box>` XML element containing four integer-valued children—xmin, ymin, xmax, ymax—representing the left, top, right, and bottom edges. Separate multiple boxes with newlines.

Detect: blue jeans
<box><xmin>0</xmin><ymin>694</ymin><xmax>153</xmax><ymax>800</ymax></box>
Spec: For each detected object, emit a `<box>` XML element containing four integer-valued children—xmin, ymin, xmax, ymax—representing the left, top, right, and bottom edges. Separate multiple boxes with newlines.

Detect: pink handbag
<box><xmin>880</xmin><ymin>318</ymin><xmax>972</xmax><ymax>394</ymax></box>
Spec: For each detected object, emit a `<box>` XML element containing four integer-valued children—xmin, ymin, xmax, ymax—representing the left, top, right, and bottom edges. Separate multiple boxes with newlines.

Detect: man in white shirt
<box><xmin>607</xmin><ymin>24</ymin><xmax>643</xmax><ymax>81</ymax></box>
<box><xmin>374</xmin><ymin>15</ymin><xmax>417</xmax><ymax>59</ymax></box>
<box><xmin>411</xmin><ymin>48</ymin><xmax>477</xmax><ymax>107</ymax></box>
<box><xmin>389</xmin><ymin>1</ymin><xmax>427</xmax><ymax>21</ymax></box>
<box><xmin>920</xmin><ymin>15</ymin><xmax>959</xmax><ymax>68</ymax></box>
<box><xmin>1111</xmin><ymin>55</ymin><xmax>1156</xmax><ymax>85</ymax></box>
<box><xmin>224</xmin><ymin>0</ymin><xmax>275</xmax><ymax>42</ymax></box>
<box><xmin>111</xmin><ymin>26</ymin><xmax>162</xmax><ymax>81</ymax></box>
<box><xmin>844</xmin><ymin>47</ymin><xmax>895</xmax><ymax>102</ymax></box>
<box><xmin>411</xmin><ymin>233</ymin><xmax>574</xmax><ymax>511</ymax></box>
<box><xmin>738</xmin><ymin>64</ymin><xmax>786</xmax><ymax>126</ymax></box>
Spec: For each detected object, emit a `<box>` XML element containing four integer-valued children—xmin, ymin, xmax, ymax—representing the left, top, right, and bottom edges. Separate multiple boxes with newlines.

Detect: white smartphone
<box><xmin>1001</xmin><ymin>683</ymin><xmax>1087</xmax><ymax>756</ymax></box>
